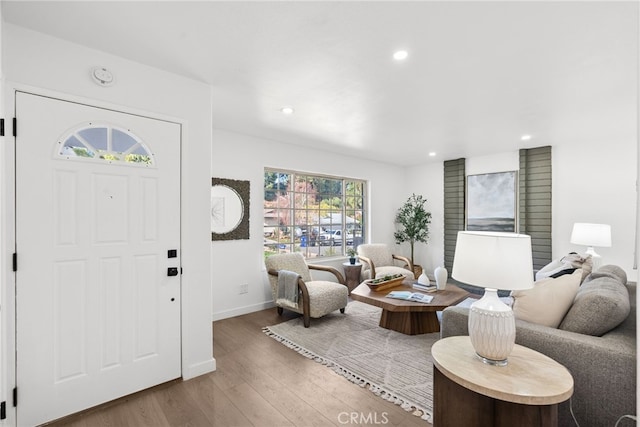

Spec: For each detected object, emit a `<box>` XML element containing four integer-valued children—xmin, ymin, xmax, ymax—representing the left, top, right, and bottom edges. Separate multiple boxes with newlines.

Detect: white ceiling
<box><xmin>2</xmin><ymin>1</ymin><xmax>638</xmax><ymax>166</ymax></box>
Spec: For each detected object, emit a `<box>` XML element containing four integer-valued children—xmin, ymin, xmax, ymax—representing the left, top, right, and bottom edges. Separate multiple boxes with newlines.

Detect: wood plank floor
<box><xmin>47</xmin><ymin>308</ymin><xmax>432</xmax><ymax>427</ymax></box>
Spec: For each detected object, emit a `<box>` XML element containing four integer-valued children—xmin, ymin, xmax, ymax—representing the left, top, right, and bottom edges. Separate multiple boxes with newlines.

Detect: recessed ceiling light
<box><xmin>429</xmin><ymin>152</ymin><xmax>437</xmax><ymax>157</ymax></box>
<box><xmin>521</xmin><ymin>134</ymin><xmax>532</xmax><ymax>141</ymax></box>
<box><xmin>393</xmin><ymin>50</ymin><xmax>408</xmax><ymax>61</ymax></box>
<box><xmin>280</xmin><ymin>107</ymin><xmax>294</xmax><ymax>115</ymax></box>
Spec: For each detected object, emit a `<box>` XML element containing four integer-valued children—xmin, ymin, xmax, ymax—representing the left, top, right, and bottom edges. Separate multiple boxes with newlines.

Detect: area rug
<box><xmin>263</xmin><ymin>301</ymin><xmax>437</xmax><ymax>423</ymax></box>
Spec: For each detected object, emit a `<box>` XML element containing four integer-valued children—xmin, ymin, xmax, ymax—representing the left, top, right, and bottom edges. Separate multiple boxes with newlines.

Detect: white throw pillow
<box><xmin>511</xmin><ymin>269</ymin><xmax>582</xmax><ymax>328</ymax></box>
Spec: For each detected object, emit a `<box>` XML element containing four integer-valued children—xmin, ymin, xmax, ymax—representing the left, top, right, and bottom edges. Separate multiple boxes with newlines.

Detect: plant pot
<box><xmin>349</xmin><ymin>257</ymin><xmax>356</xmax><ymax>265</ymax></box>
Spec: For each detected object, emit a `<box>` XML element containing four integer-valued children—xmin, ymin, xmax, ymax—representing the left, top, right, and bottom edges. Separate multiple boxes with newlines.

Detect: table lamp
<box><xmin>570</xmin><ymin>223</ymin><xmax>611</xmax><ymax>259</ymax></box>
<box><xmin>452</xmin><ymin>231</ymin><xmax>534</xmax><ymax>366</ymax></box>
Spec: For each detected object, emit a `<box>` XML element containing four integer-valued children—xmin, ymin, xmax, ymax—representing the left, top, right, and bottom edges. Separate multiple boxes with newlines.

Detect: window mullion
<box><xmin>264</xmin><ymin>169</ymin><xmax>365</xmax><ymax>259</ymax></box>
<box><xmin>74</xmin><ymin>132</ymin><xmax>99</xmax><ymax>154</ymax></box>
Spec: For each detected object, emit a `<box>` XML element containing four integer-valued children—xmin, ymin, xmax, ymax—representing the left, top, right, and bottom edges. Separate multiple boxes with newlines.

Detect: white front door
<box><xmin>15</xmin><ymin>92</ymin><xmax>181</xmax><ymax>426</ymax></box>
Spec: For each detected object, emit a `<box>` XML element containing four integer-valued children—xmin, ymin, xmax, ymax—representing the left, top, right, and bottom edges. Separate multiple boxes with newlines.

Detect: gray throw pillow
<box><xmin>559</xmin><ymin>274</ymin><xmax>630</xmax><ymax>336</ymax></box>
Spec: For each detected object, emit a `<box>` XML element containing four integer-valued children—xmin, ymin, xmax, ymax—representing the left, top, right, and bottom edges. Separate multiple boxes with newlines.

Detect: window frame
<box><xmin>263</xmin><ymin>168</ymin><xmax>367</xmax><ymax>260</ymax></box>
<box><xmin>56</xmin><ymin>123</ymin><xmax>155</xmax><ymax>167</ymax></box>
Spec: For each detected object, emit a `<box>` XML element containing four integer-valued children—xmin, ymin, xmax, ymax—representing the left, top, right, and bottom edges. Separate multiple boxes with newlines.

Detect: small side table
<box><xmin>342</xmin><ymin>262</ymin><xmax>362</xmax><ymax>294</ymax></box>
<box><xmin>431</xmin><ymin>336</ymin><xmax>573</xmax><ymax>427</ymax></box>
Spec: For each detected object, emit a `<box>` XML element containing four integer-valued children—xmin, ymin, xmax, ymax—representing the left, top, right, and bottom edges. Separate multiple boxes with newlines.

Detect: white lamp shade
<box><xmin>570</xmin><ymin>223</ymin><xmax>611</xmax><ymax>247</ymax></box>
<box><xmin>452</xmin><ymin>231</ymin><xmax>534</xmax><ymax>291</ymax></box>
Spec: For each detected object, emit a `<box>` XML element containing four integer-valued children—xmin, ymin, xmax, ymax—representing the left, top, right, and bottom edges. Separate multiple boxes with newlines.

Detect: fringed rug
<box><xmin>263</xmin><ymin>301</ymin><xmax>438</xmax><ymax>423</ymax></box>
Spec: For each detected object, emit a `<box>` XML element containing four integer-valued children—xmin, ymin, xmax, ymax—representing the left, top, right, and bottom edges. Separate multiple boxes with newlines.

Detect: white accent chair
<box><xmin>357</xmin><ymin>243</ymin><xmax>415</xmax><ymax>281</ymax></box>
<box><xmin>265</xmin><ymin>253</ymin><xmax>348</xmax><ymax>327</ymax></box>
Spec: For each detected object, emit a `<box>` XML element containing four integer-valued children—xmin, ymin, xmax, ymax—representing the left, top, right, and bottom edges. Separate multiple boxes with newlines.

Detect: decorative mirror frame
<box><xmin>211</xmin><ymin>177</ymin><xmax>250</xmax><ymax>241</ymax></box>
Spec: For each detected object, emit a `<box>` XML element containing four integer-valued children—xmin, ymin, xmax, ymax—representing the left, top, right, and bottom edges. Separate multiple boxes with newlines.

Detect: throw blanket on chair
<box><xmin>277</xmin><ymin>270</ymin><xmax>300</xmax><ymax>308</ymax></box>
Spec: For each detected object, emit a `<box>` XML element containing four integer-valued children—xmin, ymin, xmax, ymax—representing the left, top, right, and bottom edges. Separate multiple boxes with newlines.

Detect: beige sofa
<box><xmin>441</xmin><ymin>265</ymin><xmax>636</xmax><ymax>427</ymax></box>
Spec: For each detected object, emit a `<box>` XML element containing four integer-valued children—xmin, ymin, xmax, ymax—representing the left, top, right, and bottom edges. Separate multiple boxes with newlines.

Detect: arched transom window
<box><xmin>57</xmin><ymin>124</ymin><xmax>155</xmax><ymax>166</ymax></box>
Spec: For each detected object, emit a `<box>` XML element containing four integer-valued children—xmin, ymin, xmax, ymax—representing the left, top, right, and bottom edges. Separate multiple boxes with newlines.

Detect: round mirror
<box><xmin>211</xmin><ymin>185</ymin><xmax>244</xmax><ymax>234</ymax></box>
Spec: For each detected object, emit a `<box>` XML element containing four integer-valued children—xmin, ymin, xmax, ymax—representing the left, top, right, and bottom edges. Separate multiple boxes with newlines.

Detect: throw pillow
<box><xmin>535</xmin><ymin>253</ymin><xmax>592</xmax><ymax>282</ymax></box>
<box><xmin>535</xmin><ymin>258</ymin><xmax>567</xmax><ymax>281</ymax></box>
<box><xmin>559</xmin><ymin>272</ymin><xmax>630</xmax><ymax>336</ymax></box>
<box><xmin>550</xmin><ymin>268</ymin><xmax>577</xmax><ymax>278</ymax></box>
<box><xmin>511</xmin><ymin>269</ymin><xmax>582</xmax><ymax>328</ymax></box>
<box><xmin>561</xmin><ymin>253</ymin><xmax>592</xmax><ymax>281</ymax></box>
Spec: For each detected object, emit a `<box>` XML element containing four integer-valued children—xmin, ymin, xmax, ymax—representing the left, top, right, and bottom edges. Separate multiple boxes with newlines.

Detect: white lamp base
<box><xmin>468</xmin><ymin>288</ymin><xmax>516</xmax><ymax>366</ymax></box>
<box><xmin>585</xmin><ymin>246</ymin><xmax>602</xmax><ymax>270</ymax></box>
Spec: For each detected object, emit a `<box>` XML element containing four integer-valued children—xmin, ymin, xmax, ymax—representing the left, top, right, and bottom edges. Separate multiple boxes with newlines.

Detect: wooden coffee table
<box><xmin>350</xmin><ymin>280</ymin><xmax>469</xmax><ymax>335</ymax></box>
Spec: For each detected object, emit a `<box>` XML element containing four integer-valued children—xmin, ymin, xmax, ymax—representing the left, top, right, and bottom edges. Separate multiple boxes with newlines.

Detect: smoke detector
<box><xmin>91</xmin><ymin>67</ymin><xmax>115</xmax><ymax>87</ymax></box>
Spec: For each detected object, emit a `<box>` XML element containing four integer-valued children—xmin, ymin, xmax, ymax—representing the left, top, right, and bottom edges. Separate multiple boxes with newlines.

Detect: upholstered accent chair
<box><xmin>357</xmin><ymin>243</ymin><xmax>415</xmax><ymax>281</ymax></box>
<box><xmin>265</xmin><ymin>253</ymin><xmax>348</xmax><ymax>327</ymax></box>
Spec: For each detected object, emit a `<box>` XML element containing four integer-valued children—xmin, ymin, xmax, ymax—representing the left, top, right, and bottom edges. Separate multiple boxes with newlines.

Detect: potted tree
<box><xmin>394</xmin><ymin>193</ymin><xmax>432</xmax><ymax>278</ymax></box>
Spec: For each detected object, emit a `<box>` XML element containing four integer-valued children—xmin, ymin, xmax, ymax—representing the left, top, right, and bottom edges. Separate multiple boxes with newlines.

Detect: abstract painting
<box><xmin>466</xmin><ymin>171</ymin><xmax>517</xmax><ymax>232</ymax></box>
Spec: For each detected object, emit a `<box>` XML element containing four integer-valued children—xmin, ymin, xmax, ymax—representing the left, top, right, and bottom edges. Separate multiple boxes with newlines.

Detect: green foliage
<box><xmin>319</xmin><ymin>197</ymin><xmax>342</xmax><ymax>210</ymax></box>
<box><xmin>264</xmin><ymin>171</ymin><xmax>290</xmax><ymax>201</ymax></box>
<box><xmin>125</xmin><ymin>153</ymin><xmax>153</xmax><ymax>164</ymax></box>
<box><xmin>311</xmin><ymin>177</ymin><xmax>342</xmax><ymax>197</ymax></box>
<box><xmin>72</xmin><ymin>146</ymin><xmax>94</xmax><ymax>158</ymax></box>
<box><xmin>394</xmin><ymin>194</ymin><xmax>432</xmax><ymax>266</ymax></box>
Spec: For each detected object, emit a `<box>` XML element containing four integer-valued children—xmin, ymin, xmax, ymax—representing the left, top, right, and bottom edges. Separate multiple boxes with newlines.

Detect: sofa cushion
<box><xmin>559</xmin><ymin>268</ymin><xmax>630</xmax><ymax>336</ymax></box>
<box><xmin>583</xmin><ymin>264</ymin><xmax>627</xmax><ymax>285</ymax></box>
<box><xmin>511</xmin><ymin>269</ymin><xmax>582</xmax><ymax>328</ymax></box>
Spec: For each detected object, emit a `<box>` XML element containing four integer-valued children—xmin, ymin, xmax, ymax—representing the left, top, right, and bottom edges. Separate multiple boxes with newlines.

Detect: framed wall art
<box><xmin>211</xmin><ymin>177</ymin><xmax>250</xmax><ymax>241</ymax></box>
<box><xmin>466</xmin><ymin>171</ymin><xmax>517</xmax><ymax>232</ymax></box>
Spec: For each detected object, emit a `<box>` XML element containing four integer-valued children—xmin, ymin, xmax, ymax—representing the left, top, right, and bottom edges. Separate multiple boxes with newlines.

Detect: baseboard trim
<box><xmin>183</xmin><ymin>357</ymin><xmax>216</xmax><ymax>380</ymax></box>
<box><xmin>212</xmin><ymin>301</ymin><xmax>275</xmax><ymax>321</ymax></box>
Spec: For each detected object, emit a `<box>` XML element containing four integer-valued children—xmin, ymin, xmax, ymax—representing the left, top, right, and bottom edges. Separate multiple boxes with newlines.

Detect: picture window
<box><xmin>264</xmin><ymin>168</ymin><xmax>367</xmax><ymax>259</ymax></box>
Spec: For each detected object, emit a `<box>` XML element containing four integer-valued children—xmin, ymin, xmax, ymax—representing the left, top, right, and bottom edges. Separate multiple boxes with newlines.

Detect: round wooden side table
<box><xmin>431</xmin><ymin>336</ymin><xmax>574</xmax><ymax>427</ymax></box>
<box><xmin>342</xmin><ymin>262</ymin><xmax>362</xmax><ymax>294</ymax></box>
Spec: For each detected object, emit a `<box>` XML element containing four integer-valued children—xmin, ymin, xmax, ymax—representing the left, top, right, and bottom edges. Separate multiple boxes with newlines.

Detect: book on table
<box><xmin>412</xmin><ymin>282</ymin><xmax>437</xmax><ymax>292</ymax></box>
<box><xmin>386</xmin><ymin>291</ymin><xmax>434</xmax><ymax>303</ymax></box>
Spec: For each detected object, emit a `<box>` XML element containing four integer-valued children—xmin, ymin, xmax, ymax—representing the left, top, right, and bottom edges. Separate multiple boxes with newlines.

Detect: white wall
<box><xmin>408</xmin><ymin>141</ymin><xmax>638</xmax><ymax>283</ymax></box>
<box><xmin>405</xmin><ymin>161</ymin><xmax>445</xmax><ymax>277</ymax></box>
<box><xmin>1</xmin><ymin>24</ymin><xmax>215</xmax><ymax>414</ymax></box>
<box><xmin>211</xmin><ymin>128</ymin><xmax>406</xmax><ymax>320</ymax></box>
<box><xmin>553</xmin><ymin>140</ymin><xmax>637</xmax><ymax>280</ymax></box>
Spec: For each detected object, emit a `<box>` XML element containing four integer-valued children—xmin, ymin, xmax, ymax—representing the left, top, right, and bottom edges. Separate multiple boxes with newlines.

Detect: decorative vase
<box><xmin>434</xmin><ymin>266</ymin><xmax>448</xmax><ymax>290</ymax></box>
<box><xmin>417</xmin><ymin>271</ymin><xmax>430</xmax><ymax>285</ymax></box>
<box><xmin>413</xmin><ymin>264</ymin><xmax>423</xmax><ymax>280</ymax></box>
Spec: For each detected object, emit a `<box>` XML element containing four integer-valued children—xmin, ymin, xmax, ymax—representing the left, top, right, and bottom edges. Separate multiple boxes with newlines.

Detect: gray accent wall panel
<box><xmin>519</xmin><ymin>146</ymin><xmax>552</xmax><ymax>271</ymax></box>
<box><xmin>444</xmin><ymin>158</ymin><xmax>466</xmax><ymax>272</ymax></box>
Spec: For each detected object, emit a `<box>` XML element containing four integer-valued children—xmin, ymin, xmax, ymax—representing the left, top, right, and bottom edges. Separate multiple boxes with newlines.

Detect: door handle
<box><xmin>167</xmin><ymin>267</ymin><xmax>179</xmax><ymax>277</ymax></box>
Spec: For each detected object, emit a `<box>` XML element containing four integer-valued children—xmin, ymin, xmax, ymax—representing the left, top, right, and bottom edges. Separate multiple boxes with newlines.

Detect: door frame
<box><xmin>1</xmin><ymin>84</ymin><xmax>187</xmax><ymax>426</ymax></box>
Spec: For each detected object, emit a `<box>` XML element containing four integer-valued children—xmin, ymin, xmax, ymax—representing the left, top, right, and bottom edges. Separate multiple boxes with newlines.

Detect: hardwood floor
<box><xmin>47</xmin><ymin>308</ymin><xmax>431</xmax><ymax>427</ymax></box>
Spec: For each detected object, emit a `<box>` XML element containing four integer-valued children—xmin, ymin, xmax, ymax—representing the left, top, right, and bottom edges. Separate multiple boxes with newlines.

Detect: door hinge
<box><xmin>12</xmin><ymin>118</ymin><xmax>16</xmax><ymax>137</ymax></box>
<box><xmin>0</xmin><ymin>401</ymin><xmax>6</xmax><ymax>419</ymax></box>
<box><xmin>12</xmin><ymin>253</ymin><xmax>17</xmax><ymax>272</ymax></box>
<box><xmin>12</xmin><ymin>387</ymin><xmax>17</xmax><ymax>407</ymax></box>
<box><xmin>0</xmin><ymin>118</ymin><xmax>4</xmax><ymax>137</ymax></box>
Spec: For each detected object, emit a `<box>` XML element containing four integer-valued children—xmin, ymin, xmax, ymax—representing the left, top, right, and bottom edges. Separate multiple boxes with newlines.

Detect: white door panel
<box><xmin>15</xmin><ymin>92</ymin><xmax>181</xmax><ymax>426</ymax></box>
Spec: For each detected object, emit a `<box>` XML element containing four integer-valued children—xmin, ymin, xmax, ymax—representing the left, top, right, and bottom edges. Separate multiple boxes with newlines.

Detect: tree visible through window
<box><xmin>57</xmin><ymin>124</ymin><xmax>154</xmax><ymax>166</ymax></box>
<box><xmin>264</xmin><ymin>169</ymin><xmax>366</xmax><ymax>259</ymax></box>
